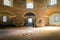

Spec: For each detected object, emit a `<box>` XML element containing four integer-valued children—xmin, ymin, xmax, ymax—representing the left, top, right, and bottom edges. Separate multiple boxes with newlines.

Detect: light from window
<box><xmin>54</xmin><ymin>16</ymin><xmax>58</xmax><ymax>22</ymax></box>
<box><xmin>50</xmin><ymin>0</ymin><xmax>57</xmax><ymax>5</ymax></box>
<box><xmin>26</xmin><ymin>2</ymin><xmax>33</xmax><ymax>9</ymax></box>
<box><xmin>3</xmin><ymin>16</ymin><xmax>7</xmax><ymax>22</ymax></box>
<box><xmin>28</xmin><ymin>18</ymin><xmax>32</xmax><ymax>23</ymax></box>
<box><xmin>4</xmin><ymin>0</ymin><xmax>13</xmax><ymax>7</ymax></box>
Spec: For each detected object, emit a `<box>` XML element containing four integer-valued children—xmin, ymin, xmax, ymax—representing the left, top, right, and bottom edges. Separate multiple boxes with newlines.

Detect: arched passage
<box><xmin>24</xmin><ymin>12</ymin><xmax>36</xmax><ymax>27</ymax></box>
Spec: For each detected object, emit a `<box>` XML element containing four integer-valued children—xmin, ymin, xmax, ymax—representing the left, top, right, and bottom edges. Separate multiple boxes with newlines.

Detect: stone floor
<box><xmin>0</xmin><ymin>26</ymin><xmax>60</xmax><ymax>40</ymax></box>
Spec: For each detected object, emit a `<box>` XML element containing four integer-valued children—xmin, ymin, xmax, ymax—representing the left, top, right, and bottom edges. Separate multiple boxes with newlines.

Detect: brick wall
<box><xmin>0</xmin><ymin>0</ymin><xmax>60</xmax><ymax>27</ymax></box>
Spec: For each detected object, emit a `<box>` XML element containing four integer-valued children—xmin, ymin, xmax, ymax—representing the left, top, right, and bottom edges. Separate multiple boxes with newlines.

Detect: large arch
<box><xmin>43</xmin><ymin>6</ymin><xmax>60</xmax><ymax>26</ymax></box>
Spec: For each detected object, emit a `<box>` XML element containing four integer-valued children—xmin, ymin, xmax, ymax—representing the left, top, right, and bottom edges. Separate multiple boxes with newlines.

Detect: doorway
<box><xmin>24</xmin><ymin>12</ymin><xmax>36</xmax><ymax>27</ymax></box>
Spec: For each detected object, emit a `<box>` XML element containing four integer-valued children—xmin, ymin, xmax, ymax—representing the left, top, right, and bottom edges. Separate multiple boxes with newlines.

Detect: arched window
<box><xmin>54</xmin><ymin>16</ymin><xmax>58</xmax><ymax>22</ymax></box>
<box><xmin>3</xmin><ymin>16</ymin><xmax>7</xmax><ymax>22</ymax></box>
<box><xmin>50</xmin><ymin>0</ymin><xmax>57</xmax><ymax>5</ymax></box>
<box><xmin>4</xmin><ymin>0</ymin><xmax>13</xmax><ymax>7</ymax></box>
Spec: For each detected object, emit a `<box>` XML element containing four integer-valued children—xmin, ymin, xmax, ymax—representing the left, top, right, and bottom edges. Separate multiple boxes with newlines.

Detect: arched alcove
<box><xmin>44</xmin><ymin>10</ymin><xmax>60</xmax><ymax>26</ymax></box>
<box><xmin>0</xmin><ymin>12</ymin><xmax>16</xmax><ymax>26</ymax></box>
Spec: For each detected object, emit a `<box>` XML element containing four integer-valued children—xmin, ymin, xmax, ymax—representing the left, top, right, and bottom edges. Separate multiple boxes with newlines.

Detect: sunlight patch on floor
<box><xmin>34</xmin><ymin>27</ymin><xmax>60</xmax><ymax>31</ymax></box>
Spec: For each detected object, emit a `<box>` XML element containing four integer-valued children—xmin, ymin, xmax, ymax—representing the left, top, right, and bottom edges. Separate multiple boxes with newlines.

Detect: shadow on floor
<box><xmin>0</xmin><ymin>24</ymin><xmax>17</xmax><ymax>29</ymax></box>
